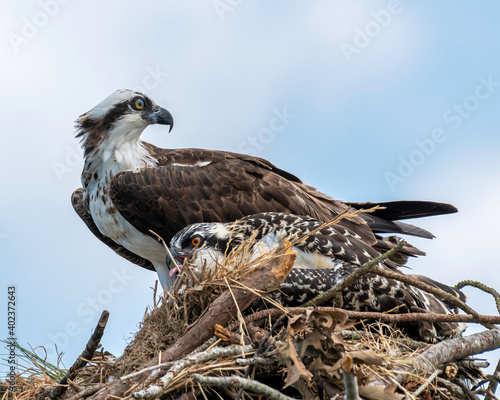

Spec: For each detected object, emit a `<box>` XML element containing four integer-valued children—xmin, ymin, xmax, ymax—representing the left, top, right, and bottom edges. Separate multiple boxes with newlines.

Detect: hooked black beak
<box><xmin>148</xmin><ymin>106</ymin><xmax>174</xmax><ymax>132</ymax></box>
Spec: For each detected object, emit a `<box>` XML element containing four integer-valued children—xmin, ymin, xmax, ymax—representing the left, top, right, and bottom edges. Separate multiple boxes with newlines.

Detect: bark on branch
<box><xmin>369</xmin><ymin>328</ymin><xmax>500</xmax><ymax>387</ymax></box>
<box><xmin>237</xmin><ymin>306</ymin><xmax>500</xmax><ymax>326</ymax></box>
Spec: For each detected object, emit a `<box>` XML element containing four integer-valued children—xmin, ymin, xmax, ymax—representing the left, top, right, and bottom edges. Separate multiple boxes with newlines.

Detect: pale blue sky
<box><xmin>2</xmin><ymin>1</ymin><xmax>500</xmax><ymax>374</ymax></box>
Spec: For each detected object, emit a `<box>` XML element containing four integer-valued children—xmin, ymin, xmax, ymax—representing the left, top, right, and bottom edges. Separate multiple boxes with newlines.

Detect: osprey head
<box><xmin>168</xmin><ymin>222</ymin><xmax>237</xmax><ymax>279</ymax></box>
<box><xmin>75</xmin><ymin>89</ymin><xmax>173</xmax><ymax>155</ymax></box>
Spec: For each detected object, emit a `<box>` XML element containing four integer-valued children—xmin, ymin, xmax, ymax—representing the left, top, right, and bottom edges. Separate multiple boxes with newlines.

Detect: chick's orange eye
<box><xmin>191</xmin><ymin>237</ymin><xmax>202</xmax><ymax>247</ymax></box>
<box><xmin>133</xmin><ymin>98</ymin><xmax>145</xmax><ymax>110</ymax></box>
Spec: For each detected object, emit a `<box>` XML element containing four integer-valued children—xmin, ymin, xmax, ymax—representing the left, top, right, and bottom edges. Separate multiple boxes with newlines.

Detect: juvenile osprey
<box><xmin>169</xmin><ymin>212</ymin><xmax>466</xmax><ymax>342</ymax></box>
<box><xmin>72</xmin><ymin>90</ymin><xmax>457</xmax><ymax>290</ymax></box>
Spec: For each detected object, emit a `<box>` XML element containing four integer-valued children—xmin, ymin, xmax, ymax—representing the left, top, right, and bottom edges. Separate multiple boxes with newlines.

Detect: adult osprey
<box><xmin>168</xmin><ymin>212</ymin><xmax>466</xmax><ymax>342</ymax></box>
<box><xmin>72</xmin><ymin>90</ymin><xmax>457</xmax><ymax>290</ymax></box>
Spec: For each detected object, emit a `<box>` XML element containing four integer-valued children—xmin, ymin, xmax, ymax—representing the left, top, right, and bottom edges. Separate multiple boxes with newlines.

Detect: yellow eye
<box><xmin>133</xmin><ymin>97</ymin><xmax>145</xmax><ymax>110</ymax></box>
<box><xmin>191</xmin><ymin>237</ymin><xmax>202</xmax><ymax>247</ymax></box>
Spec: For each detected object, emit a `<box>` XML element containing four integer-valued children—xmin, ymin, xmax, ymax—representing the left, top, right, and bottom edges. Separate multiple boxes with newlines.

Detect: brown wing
<box><xmin>144</xmin><ymin>144</ymin><xmax>449</xmax><ymax>240</ymax></box>
<box><xmin>71</xmin><ymin>188</ymin><xmax>155</xmax><ymax>271</ymax></box>
<box><xmin>109</xmin><ymin>145</ymin><xmax>375</xmax><ymax>244</ymax></box>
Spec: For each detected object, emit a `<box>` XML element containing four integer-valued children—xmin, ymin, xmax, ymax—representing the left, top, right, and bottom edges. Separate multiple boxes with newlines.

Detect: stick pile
<box><xmin>6</xmin><ymin>239</ymin><xmax>500</xmax><ymax>400</ymax></box>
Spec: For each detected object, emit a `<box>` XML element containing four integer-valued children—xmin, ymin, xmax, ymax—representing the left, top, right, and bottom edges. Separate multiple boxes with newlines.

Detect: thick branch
<box><xmin>193</xmin><ymin>374</ymin><xmax>297</xmax><ymax>400</ymax></box>
<box><xmin>369</xmin><ymin>328</ymin><xmax>500</xmax><ymax>387</ymax></box>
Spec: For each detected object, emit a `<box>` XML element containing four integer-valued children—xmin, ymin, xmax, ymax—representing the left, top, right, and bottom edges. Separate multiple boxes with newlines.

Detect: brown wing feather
<box><xmin>110</xmin><ymin>145</ymin><xmax>375</xmax><ymax>244</ymax></box>
<box><xmin>71</xmin><ymin>188</ymin><xmax>155</xmax><ymax>271</ymax></box>
<box><xmin>346</xmin><ymin>200</ymin><xmax>458</xmax><ymax>221</ymax></box>
<box><xmin>346</xmin><ymin>201</ymin><xmax>457</xmax><ymax>238</ymax></box>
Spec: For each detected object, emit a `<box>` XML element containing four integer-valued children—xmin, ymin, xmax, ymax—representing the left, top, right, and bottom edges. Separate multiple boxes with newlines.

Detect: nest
<box><xmin>5</xmin><ymin>226</ymin><xmax>500</xmax><ymax>400</ymax></box>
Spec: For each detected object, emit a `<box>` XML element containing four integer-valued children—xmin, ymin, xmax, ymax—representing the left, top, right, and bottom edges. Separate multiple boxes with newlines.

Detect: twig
<box><xmin>486</xmin><ymin>358</ymin><xmax>500</xmax><ymax>400</ymax></box>
<box><xmin>290</xmin><ymin>206</ymin><xmax>383</xmax><ymax>248</ymax></box>
<box><xmin>302</xmin><ymin>240</ymin><xmax>406</xmax><ymax>307</ymax></box>
<box><xmin>455</xmin><ymin>280</ymin><xmax>500</xmax><ymax>314</ymax></box>
<box><xmin>234</xmin><ymin>314</ymin><xmax>287</xmax><ymax>400</ymax></box>
<box><xmin>237</xmin><ymin>306</ymin><xmax>500</xmax><ymax>326</ymax></box>
<box><xmin>66</xmin><ymin>384</ymin><xmax>104</xmax><ymax>400</ymax></box>
<box><xmin>224</xmin><ymin>276</ymin><xmax>248</xmax><ymax>348</ymax></box>
<box><xmin>343</xmin><ymin>371</ymin><xmax>361</xmax><ymax>400</ymax></box>
<box><xmin>457</xmin><ymin>358</ymin><xmax>490</xmax><ymax>369</ymax></box>
<box><xmin>214</xmin><ymin>325</ymin><xmax>251</xmax><ymax>345</ymax></box>
<box><xmin>48</xmin><ymin>311</ymin><xmax>109</xmax><ymax>399</ymax></box>
<box><xmin>412</xmin><ymin>368</ymin><xmax>441</xmax><ymax>397</ymax></box>
<box><xmin>228</xmin><ymin>309</ymin><xmax>280</xmax><ymax>331</ymax></box>
<box><xmin>246</xmin><ymin>324</ymin><xmax>282</xmax><ymax>353</ymax></box>
<box><xmin>369</xmin><ymin>267</ymin><xmax>493</xmax><ymax>328</ymax></box>
<box><xmin>450</xmin><ymin>377</ymin><xmax>479</xmax><ymax>400</ymax></box>
<box><xmin>148</xmin><ymin>229</ymin><xmax>178</xmax><ymax>269</ymax></box>
<box><xmin>480</xmin><ymin>389</ymin><xmax>500</xmax><ymax>400</ymax></box>
<box><xmin>191</xmin><ymin>336</ymin><xmax>219</xmax><ymax>355</ymax></box>
<box><xmin>341</xmin><ymin>330</ymin><xmax>429</xmax><ymax>351</ymax></box>
<box><xmin>132</xmin><ymin>345</ymin><xmax>254</xmax><ymax>399</ymax></box>
<box><xmin>369</xmin><ymin>328</ymin><xmax>500</xmax><ymax>387</ymax></box>
<box><xmin>437</xmin><ymin>377</ymin><xmax>469</xmax><ymax>399</ymax></box>
<box><xmin>192</xmin><ymin>374</ymin><xmax>297</xmax><ymax>400</ymax></box>
<box><xmin>235</xmin><ymin>356</ymin><xmax>275</xmax><ymax>366</ymax></box>
<box><xmin>120</xmin><ymin>360</ymin><xmax>175</xmax><ymax>382</ymax></box>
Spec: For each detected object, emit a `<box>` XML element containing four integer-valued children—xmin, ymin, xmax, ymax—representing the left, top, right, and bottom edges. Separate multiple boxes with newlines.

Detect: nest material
<box><xmin>117</xmin><ymin>283</ymin><xmax>217</xmax><ymax>376</ymax></box>
<box><xmin>6</xmin><ymin>293</ymin><xmax>495</xmax><ymax>400</ymax></box>
<box><xmin>9</xmin><ymin>225</ymin><xmax>500</xmax><ymax>400</ymax></box>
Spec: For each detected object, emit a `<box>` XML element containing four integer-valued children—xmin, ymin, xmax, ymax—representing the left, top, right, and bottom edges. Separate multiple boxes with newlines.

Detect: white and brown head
<box><xmin>75</xmin><ymin>89</ymin><xmax>173</xmax><ymax>157</ymax></box>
